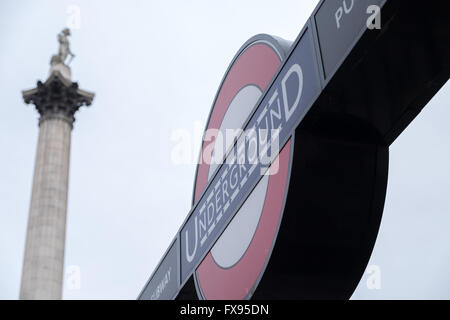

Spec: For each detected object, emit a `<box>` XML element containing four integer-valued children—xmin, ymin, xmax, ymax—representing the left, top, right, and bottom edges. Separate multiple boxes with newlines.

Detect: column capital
<box><xmin>22</xmin><ymin>69</ymin><xmax>95</xmax><ymax>126</ymax></box>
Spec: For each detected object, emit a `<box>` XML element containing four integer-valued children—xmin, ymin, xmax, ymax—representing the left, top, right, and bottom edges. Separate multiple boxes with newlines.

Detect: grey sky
<box><xmin>0</xmin><ymin>0</ymin><xmax>449</xmax><ymax>300</ymax></box>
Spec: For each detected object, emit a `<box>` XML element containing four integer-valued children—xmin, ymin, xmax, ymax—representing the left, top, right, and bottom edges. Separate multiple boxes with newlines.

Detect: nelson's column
<box><xmin>20</xmin><ymin>28</ymin><xmax>94</xmax><ymax>299</ymax></box>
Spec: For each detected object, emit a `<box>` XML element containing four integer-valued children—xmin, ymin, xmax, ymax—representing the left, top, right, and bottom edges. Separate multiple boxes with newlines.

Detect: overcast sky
<box><xmin>0</xmin><ymin>0</ymin><xmax>449</xmax><ymax>300</ymax></box>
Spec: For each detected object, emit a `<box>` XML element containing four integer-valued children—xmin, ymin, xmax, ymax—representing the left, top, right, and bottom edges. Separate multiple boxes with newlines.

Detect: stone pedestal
<box><xmin>20</xmin><ymin>67</ymin><xmax>94</xmax><ymax>300</ymax></box>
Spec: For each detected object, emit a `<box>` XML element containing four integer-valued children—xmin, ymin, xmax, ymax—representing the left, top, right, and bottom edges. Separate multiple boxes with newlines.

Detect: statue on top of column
<box><xmin>50</xmin><ymin>28</ymin><xmax>75</xmax><ymax>66</ymax></box>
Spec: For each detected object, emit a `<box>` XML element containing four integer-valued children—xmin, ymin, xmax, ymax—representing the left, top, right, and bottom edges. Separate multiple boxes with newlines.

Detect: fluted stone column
<box><xmin>20</xmin><ymin>63</ymin><xmax>94</xmax><ymax>299</ymax></box>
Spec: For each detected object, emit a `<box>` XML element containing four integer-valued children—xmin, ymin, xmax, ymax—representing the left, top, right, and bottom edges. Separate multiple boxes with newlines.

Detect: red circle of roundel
<box><xmin>192</xmin><ymin>36</ymin><xmax>294</xmax><ymax>300</ymax></box>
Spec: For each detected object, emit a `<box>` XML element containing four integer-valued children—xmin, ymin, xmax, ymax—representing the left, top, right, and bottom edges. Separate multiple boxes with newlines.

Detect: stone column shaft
<box><xmin>20</xmin><ymin>118</ymin><xmax>72</xmax><ymax>300</ymax></box>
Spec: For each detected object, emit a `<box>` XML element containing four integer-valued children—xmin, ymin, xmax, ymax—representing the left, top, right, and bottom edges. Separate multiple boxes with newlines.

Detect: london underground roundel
<box><xmin>192</xmin><ymin>35</ymin><xmax>293</xmax><ymax>300</ymax></box>
<box><xmin>188</xmin><ymin>32</ymin><xmax>389</xmax><ymax>300</ymax></box>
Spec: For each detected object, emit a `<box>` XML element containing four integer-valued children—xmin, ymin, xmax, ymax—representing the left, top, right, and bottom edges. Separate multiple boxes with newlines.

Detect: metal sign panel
<box><xmin>315</xmin><ymin>0</ymin><xmax>385</xmax><ymax>79</ymax></box>
<box><xmin>180</xmin><ymin>27</ymin><xmax>321</xmax><ymax>283</ymax></box>
<box><xmin>140</xmin><ymin>0</ymin><xmax>450</xmax><ymax>300</ymax></box>
<box><xmin>138</xmin><ymin>240</ymin><xmax>179</xmax><ymax>300</ymax></box>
